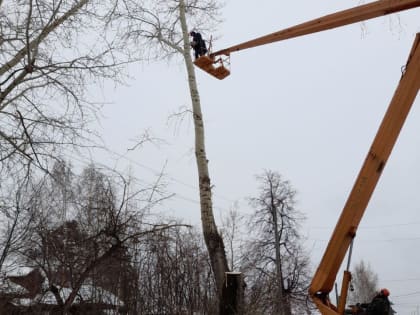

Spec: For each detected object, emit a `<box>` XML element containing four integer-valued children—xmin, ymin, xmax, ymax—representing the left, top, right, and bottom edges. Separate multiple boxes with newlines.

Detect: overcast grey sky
<box><xmin>85</xmin><ymin>1</ymin><xmax>419</xmax><ymax>314</ymax></box>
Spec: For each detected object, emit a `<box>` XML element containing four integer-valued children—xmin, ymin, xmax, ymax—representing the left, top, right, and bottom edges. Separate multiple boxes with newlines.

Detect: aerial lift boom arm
<box><xmin>310</xmin><ymin>32</ymin><xmax>420</xmax><ymax>315</ymax></box>
<box><xmin>197</xmin><ymin>0</ymin><xmax>420</xmax><ymax>80</ymax></box>
<box><xmin>210</xmin><ymin>0</ymin><xmax>420</xmax><ymax>59</ymax></box>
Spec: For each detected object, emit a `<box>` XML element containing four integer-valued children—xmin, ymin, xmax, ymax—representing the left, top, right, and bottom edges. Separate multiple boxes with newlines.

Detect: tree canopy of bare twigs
<box><xmin>348</xmin><ymin>260</ymin><xmax>379</xmax><ymax>305</ymax></box>
<box><xmin>0</xmin><ymin>0</ymin><xmax>134</xmax><ymax>176</ymax></box>
<box><xmin>0</xmin><ymin>175</ymin><xmax>37</xmax><ymax>273</ymax></box>
<box><xmin>1</xmin><ymin>162</ymin><xmax>208</xmax><ymax>314</ymax></box>
<box><xmin>112</xmin><ymin>0</ymin><xmax>221</xmax><ymax>61</ymax></box>
<box><xmin>0</xmin><ymin>2</ymin><xmax>139</xmax><ymax>294</ymax></box>
<box><xmin>243</xmin><ymin>170</ymin><xmax>312</xmax><ymax>315</ymax></box>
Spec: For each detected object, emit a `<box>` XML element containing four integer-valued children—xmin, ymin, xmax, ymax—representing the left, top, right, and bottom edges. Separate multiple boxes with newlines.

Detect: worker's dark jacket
<box><xmin>366</xmin><ymin>295</ymin><xmax>390</xmax><ymax>315</ymax></box>
<box><xmin>191</xmin><ymin>32</ymin><xmax>207</xmax><ymax>57</ymax></box>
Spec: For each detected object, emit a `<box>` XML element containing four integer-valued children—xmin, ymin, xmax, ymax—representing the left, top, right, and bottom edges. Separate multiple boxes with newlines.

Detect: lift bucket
<box><xmin>193</xmin><ymin>55</ymin><xmax>230</xmax><ymax>80</ymax></box>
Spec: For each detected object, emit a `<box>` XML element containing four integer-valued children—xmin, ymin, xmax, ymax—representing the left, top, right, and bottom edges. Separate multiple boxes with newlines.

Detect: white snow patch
<box><xmin>0</xmin><ymin>276</ymin><xmax>28</xmax><ymax>295</ymax></box>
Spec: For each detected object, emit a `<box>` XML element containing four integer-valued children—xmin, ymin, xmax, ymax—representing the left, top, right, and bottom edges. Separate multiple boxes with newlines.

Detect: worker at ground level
<box><xmin>190</xmin><ymin>31</ymin><xmax>207</xmax><ymax>59</ymax></box>
<box><xmin>366</xmin><ymin>288</ymin><xmax>392</xmax><ymax>315</ymax></box>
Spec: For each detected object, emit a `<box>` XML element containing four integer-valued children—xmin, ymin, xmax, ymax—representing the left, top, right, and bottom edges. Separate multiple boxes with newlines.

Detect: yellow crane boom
<box><xmin>211</xmin><ymin>0</ymin><xmax>420</xmax><ymax>58</ymax></box>
<box><xmin>311</xmin><ymin>32</ymin><xmax>420</xmax><ymax>315</ymax></box>
<box><xmin>195</xmin><ymin>0</ymin><xmax>419</xmax><ymax>80</ymax></box>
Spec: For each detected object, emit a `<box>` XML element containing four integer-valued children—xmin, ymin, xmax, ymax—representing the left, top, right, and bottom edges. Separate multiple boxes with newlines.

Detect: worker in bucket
<box><xmin>190</xmin><ymin>31</ymin><xmax>207</xmax><ymax>60</ymax></box>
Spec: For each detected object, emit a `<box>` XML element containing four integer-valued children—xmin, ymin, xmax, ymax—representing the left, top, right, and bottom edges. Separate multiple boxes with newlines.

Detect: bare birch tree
<box><xmin>110</xmin><ymin>1</ymin><xmax>235</xmax><ymax>312</ymax></box>
<box><xmin>243</xmin><ymin>170</ymin><xmax>312</xmax><ymax>315</ymax></box>
<box><xmin>134</xmin><ymin>225</ymin><xmax>217</xmax><ymax>314</ymax></box>
<box><xmin>348</xmin><ymin>260</ymin><xmax>378</xmax><ymax>305</ymax></box>
<box><xmin>220</xmin><ymin>204</ymin><xmax>244</xmax><ymax>271</ymax></box>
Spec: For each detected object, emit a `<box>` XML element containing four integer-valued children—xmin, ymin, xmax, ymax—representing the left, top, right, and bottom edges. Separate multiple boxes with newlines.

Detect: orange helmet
<box><xmin>381</xmin><ymin>288</ymin><xmax>390</xmax><ymax>297</ymax></box>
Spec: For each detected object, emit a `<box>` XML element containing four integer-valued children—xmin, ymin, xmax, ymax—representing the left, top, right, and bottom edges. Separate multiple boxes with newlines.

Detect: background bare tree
<box><xmin>348</xmin><ymin>260</ymin><xmax>379</xmax><ymax>305</ymax></box>
<box><xmin>0</xmin><ymin>175</ymin><xmax>37</xmax><ymax>273</ymax></box>
<box><xmin>242</xmin><ymin>170</ymin><xmax>312</xmax><ymax>315</ymax></box>
<box><xmin>0</xmin><ymin>0</ymin><xmax>133</xmax><ymax>176</ymax></box>
<box><xmin>0</xmin><ymin>0</ymin><xmax>138</xmax><ymax>291</ymax></box>
<box><xmin>0</xmin><ymin>161</ymin><xmax>232</xmax><ymax>315</ymax></box>
<box><xmin>0</xmin><ymin>162</ymin><xmax>179</xmax><ymax>314</ymax></box>
<box><xmin>133</xmin><ymin>225</ymin><xmax>217</xmax><ymax>314</ymax></box>
<box><xmin>220</xmin><ymin>204</ymin><xmax>244</xmax><ymax>271</ymax></box>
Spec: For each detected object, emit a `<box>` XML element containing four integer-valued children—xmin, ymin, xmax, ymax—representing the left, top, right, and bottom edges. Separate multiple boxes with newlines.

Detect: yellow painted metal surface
<box><xmin>312</xmin><ymin>296</ymin><xmax>340</xmax><ymax>315</ymax></box>
<box><xmin>337</xmin><ymin>271</ymin><xmax>352</xmax><ymax>314</ymax></box>
<box><xmin>310</xmin><ymin>33</ymin><xmax>420</xmax><ymax>314</ymax></box>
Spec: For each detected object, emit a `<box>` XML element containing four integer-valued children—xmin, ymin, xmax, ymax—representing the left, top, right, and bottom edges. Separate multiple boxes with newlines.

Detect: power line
<box><xmin>66</xmin><ymin>151</ymin><xmax>235</xmax><ymax>214</ymax></box>
<box><xmin>393</xmin><ymin>291</ymin><xmax>420</xmax><ymax>298</ymax></box>
<box><xmin>102</xmin><ymin>147</ymin><xmax>239</xmax><ymax>204</ymax></box>
<box><xmin>309</xmin><ymin>221</ymin><xmax>420</xmax><ymax>230</ymax></box>
<box><xmin>307</xmin><ymin>236</ymin><xmax>420</xmax><ymax>243</ymax></box>
<box><xmin>383</xmin><ymin>277</ymin><xmax>420</xmax><ymax>283</ymax></box>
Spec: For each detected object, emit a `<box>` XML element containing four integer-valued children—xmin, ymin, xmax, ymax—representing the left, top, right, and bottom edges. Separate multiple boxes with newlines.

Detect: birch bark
<box><xmin>178</xmin><ymin>0</ymin><xmax>229</xmax><ymax>302</ymax></box>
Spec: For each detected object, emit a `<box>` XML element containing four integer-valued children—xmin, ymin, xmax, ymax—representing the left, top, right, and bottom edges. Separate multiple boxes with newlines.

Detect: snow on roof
<box><xmin>41</xmin><ymin>290</ymin><xmax>64</xmax><ymax>305</ymax></box>
<box><xmin>12</xmin><ymin>298</ymin><xmax>33</xmax><ymax>306</ymax></box>
<box><xmin>0</xmin><ymin>276</ymin><xmax>29</xmax><ymax>295</ymax></box>
<box><xmin>11</xmin><ymin>284</ymin><xmax>124</xmax><ymax>307</ymax></box>
<box><xmin>2</xmin><ymin>263</ymin><xmax>123</xmax><ymax>308</ymax></box>
<box><xmin>6</xmin><ymin>266</ymin><xmax>34</xmax><ymax>277</ymax></box>
<box><xmin>75</xmin><ymin>285</ymin><xmax>124</xmax><ymax>306</ymax></box>
<box><xmin>1</xmin><ymin>255</ymin><xmax>35</xmax><ymax>277</ymax></box>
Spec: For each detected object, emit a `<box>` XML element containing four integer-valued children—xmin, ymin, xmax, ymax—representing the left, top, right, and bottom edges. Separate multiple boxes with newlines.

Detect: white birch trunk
<box><xmin>178</xmin><ymin>0</ymin><xmax>229</xmax><ymax>301</ymax></box>
<box><xmin>271</xmin><ymin>194</ymin><xmax>286</xmax><ymax>315</ymax></box>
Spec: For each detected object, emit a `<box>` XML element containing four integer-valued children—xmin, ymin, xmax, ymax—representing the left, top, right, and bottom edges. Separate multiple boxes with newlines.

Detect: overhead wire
<box><xmin>65</xmin><ymin>149</ymin><xmax>420</xmax><ymax>231</ymax></box>
<box><xmin>307</xmin><ymin>236</ymin><xmax>420</xmax><ymax>243</ymax></box>
<box><xmin>101</xmin><ymin>146</ymin><xmax>238</xmax><ymax>204</ymax></box>
<box><xmin>309</xmin><ymin>221</ymin><xmax>420</xmax><ymax>230</ymax></box>
<box><xmin>393</xmin><ymin>291</ymin><xmax>420</xmax><ymax>298</ymax></box>
<box><xmin>65</xmin><ymin>150</ymin><xmax>238</xmax><ymax>214</ymax></box>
